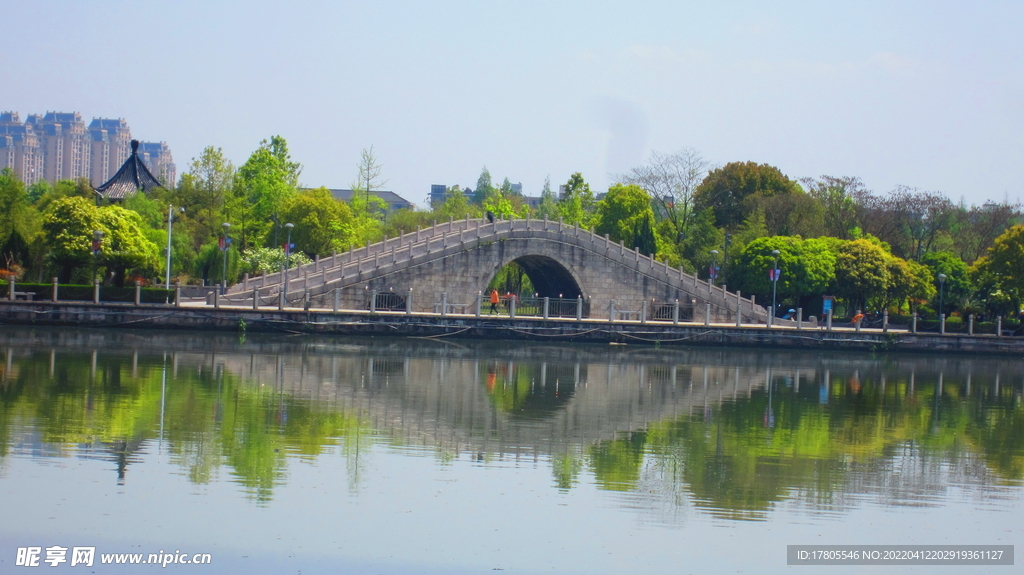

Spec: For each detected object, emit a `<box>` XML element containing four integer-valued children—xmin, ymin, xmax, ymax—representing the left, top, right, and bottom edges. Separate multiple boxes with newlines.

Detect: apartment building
<box><xmin>0</xmin><ymin>112</ymin><xmax>43</xmax><ymax>185</ymax></box>
<box><xmin>0</xmin><ymin>111</ymin><xmax>173</xmax><ymax>189</ymax></box>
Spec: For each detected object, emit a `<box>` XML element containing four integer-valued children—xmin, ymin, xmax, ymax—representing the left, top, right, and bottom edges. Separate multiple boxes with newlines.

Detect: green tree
<box><xmin>473</xmin><ymin>167</ymin><xmax>494</xmax><ymax>204</ymax></box>
<box><xmin>96</xmin><ymin>206</ymin><xmax>161</xmax><ymax>286</ymax></box>
<box><xmin>26</xmin><ymin>179</ymin><xmax>51</xmax><ymax>204</ymax></box>
<box><xmin>267</xmin><ymin>135</ymin><xmax>302</xmax><ymax>188</ymax></box>
<box><xmin>920</xmin><ymin>251</ymin><xmax>971</xmax><ymax>316</ymax></box>
<box><xmin>595</xmin><ymin>184</ymin><xmax>658</xmax><ymax>256</ymax></box>
<box><xmin>969</xmin><ymin>225</ymin><xmax>1024</xmax><ymax>314</ymax></box>
<box><xmin>351</xmin><ymin>146</ymin><xmax>387</xmax><ymax>215</ymax></box>
<box><xmin>620</xmin><ymin>148</ymin><xmax>709</xmax><ymax>247</ymax></box>
<box><xmin>885</xmin><ymin>256</ymin><xmax>935</xmax><ymax>313</ymax></box>
<box><xmin>0</xmin><ymin>168</ymin><xmax>41</xmax><ymax>269</ymax></box>
<box><xmin>535</xmin><ymin>176</ymin><xmax>559</xmax><ymax>220</ymax></box>
<box><xmin>732</xmin><ymin>236</ymin><xmax>836</xmax><ymax>311</ymax></box>
<box><xmin>694</xmin><ymin>161</ymin><xmax>801</xmax><ymax>229</ymax></box>
<box><xmin>173</xmin><ymin>146</ymin><xmax>235</xmax><ymax>251</ymax></box>
<box><xmin>232</xmin><ymin>138</ymin><xmax>299</xmax><ymax>251</ymax></box>
<box><xmin>558</xmin><ymin>172</ymin><xmax>595</xmax><ymax>227</ymax></box>
<box><xmin>801</xmin><ymin>176</ymin><xmax>864</xmax><ymax>239</ymax></box>
<box><xmin>834</xmin><ymin>239</ymin><xmax>891</xmax><ymax>314</ymax></box>
<box><xmin>279</xmin><ymin>187</ymin><xmax>355</xmax><ymax>256</ymax></box>
<box><xmin>433</xmin><ymin>186</ymin><xmax>479</xmax><ymax>221</ymax></box>
<box><xmin>679</xmin><ymin>207</ymin><xmax>724</xmax><ymax>277</ymax></box>
<box><xmin>384</xmin><ymin>208</ymin><xmax>435</xmax><ymax>238</ymax></box>
<box><xmin>42</xmin><ymin>196</ymin><xmax>103</xmax><ymax>282</ymax></box>
<box><xmin>743</xmin><ymin>187</ymin><xmax>824</xmax><ymax>238</ymax></box>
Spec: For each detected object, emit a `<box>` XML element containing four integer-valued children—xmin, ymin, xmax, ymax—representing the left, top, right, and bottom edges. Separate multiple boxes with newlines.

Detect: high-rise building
<box><xmin>0</xmin><ymin>111</ymin><xmax>171</xmax><ymax>189</ymax></box>
<box><xmin>138</xmin><ymin>141</ymin><xmax>175</xmax><ymax>187</ymax></box>
<box><xmin>30</xmin><ymin>112</ymin><xmax>91</xmax><ymax>182</ymax></box>
<box><xmin>0</xmin><ymin>112</ymin><xmax>43</xmax><ymax>185</ymax></box>
<box><xmin>87</xmin><ymin>118</ymin><xmax>132</xmax><ymax>185</ymax></box>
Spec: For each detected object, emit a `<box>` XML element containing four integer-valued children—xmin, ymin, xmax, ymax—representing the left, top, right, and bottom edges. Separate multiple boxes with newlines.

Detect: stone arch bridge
<box><xmin>228</xmin><ymin>218</ymin><xmax>770</xmax><ymax>322</ymax></box>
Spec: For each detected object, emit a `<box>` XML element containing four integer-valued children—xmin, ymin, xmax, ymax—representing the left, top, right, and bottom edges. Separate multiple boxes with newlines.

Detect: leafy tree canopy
<box><xmin>694</xmin><ymin>161</ymin><xmax>800</xmax><ymax>230</ymax></box>
<box><xmin>595</xmin><ymin>184</ymin><xmax>658</xmax><ymax>255</ymax></box>
<box><xmin>279</xmin><ymin>187</ymin><xmax>355</xmax><ymax>256</ymax></box>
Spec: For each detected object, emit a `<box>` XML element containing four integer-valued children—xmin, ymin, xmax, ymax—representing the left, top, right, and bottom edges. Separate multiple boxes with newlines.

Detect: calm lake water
<box><xmin>0</xmin><ymin>327</ymin><xmax>1022</xmax><ymax>574</ymax></box>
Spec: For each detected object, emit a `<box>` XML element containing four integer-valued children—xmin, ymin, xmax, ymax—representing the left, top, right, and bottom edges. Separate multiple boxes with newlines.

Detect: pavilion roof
<box><xmin>94</xmin><ymin>139</ymin><xmax>163</xmax><ymax>200</ymax></box>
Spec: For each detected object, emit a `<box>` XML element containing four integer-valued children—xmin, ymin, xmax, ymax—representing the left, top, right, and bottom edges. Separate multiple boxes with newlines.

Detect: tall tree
<box><xmin>279</xmin><ymin>187</ymin><xmax>355</xmax><ymax>256</ymax></box>
<box><xmin>619</xmin><ymin>148</ymin><xmax>709</xmax><ymax>245</ymax></box>
<box><xmin>857</xmin><ymin>186</ymin><xmax>956</xmax><ymax>260</ymax></box>
<box><xmin>535</xmin><ymin>176</ymin><xmax>559</xmax><ymax>220</ymax></box>
<box><xmin>950</xmin><ymin>200</ymin><xmax>1022</xmax><ymax>263</ymax></box>
<box><xmin>95</xmin><ymin>205</ymin><xmax>160</xmax><ymax>286</ymax></box>
<box><xmin>42</xmin><ymin>196</ymin><xmax>102</xmax><ymax>282</ymax></box>
<box><xmin>232</xmin><ymin>138</ymin><xmax>299</xmax><ymax>250</ymax></box>
<box><xmin>801</xmin><ymin>176</ymin><xmax>865</xmax><ymax>239</ymax></box>
<box><xmin>0</xmin><ymin>168</ymin><xmax>41</xmax><ymax>267</ymax></box>
<box><xmin>558</xmin><ymin>172</ymin><xmax>595</xmax><ymax>227</ymax></box>
<box><xmin>595</xmin><ymin>184</ymin><xmax>658</xmax><ymax>255</ymax></box>
<box><xmin>267</xmin><ymin>135</ymin><xmax>302</xmax><ymax>188</ymax></box>
<box><xmin>694</xmin><ymin>161</ymin><xmax>800</xmax><ymax>229</ymax></box>
<box><xmin>433</xmin><ymin>185</ymin><xmax>478</xmax><ymax>220</ymax></box>
<box><xmin>473</xmin><ymin>167</ymin><xmax>494</xmax><ymax>204</ymax></box>
<box><xmin>174</xmin><ymin>146</ymin><xmax>235</xmax><ymax>251</ymax></box>
<box><xmin>834</xmin><ymin>238</ymin><xmax>891</xmax><ymax>313</ymax></box>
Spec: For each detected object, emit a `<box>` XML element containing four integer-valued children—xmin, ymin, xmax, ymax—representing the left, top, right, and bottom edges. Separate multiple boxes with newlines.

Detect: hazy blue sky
<box><xmin>4</xmin><ymin>1</ymin><xmax>1021</xmax><ymax>206</ymax></box>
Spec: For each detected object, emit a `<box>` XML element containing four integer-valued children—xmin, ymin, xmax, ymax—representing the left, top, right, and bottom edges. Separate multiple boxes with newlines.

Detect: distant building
<box><xmin>326</xmin><ymin>189</ymin><xmax>413</xmax><ymax>212</ymax></box>
<box><xmin>30</xmin><ymin>112</ymin><xmax>91</xmax><ymax>182</ymax></box>
<box><xmin>521</xmin><ymin>196</ymin><xmax>544</xmax><ymax>209</ymax></box>
<box><xmin>0</xmin><ymin>112</ymin><xmax>43</xmax><ymax>185</ymax></box>
<box><xmin>87</xmin><ymin>118</ymin><xmax>132</xmax><ymax>185</ymax></box>
<box><xmin>430</xmin><ymin>184</ymin><xmax>447</xmax><ymax>205</ymax></box>
<box><xmin>0</xmin><ymin>111</ymin><xmax>172</xmax><ymax>188</ymax></box>
<box><xmin>432</xmin><ymin>182</ymin><xmax>525</xmax><ymax>206</ymax></box>
<box><xmin>138</xmin><ymin>141</ymin><xmax>176</xmax><ymax>187</ymax></box>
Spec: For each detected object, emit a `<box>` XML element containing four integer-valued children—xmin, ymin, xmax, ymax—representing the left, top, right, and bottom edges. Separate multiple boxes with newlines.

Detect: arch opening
<box><xmin>493</xmin><ymin>255</ymin><xmax>583</xmax><ymax>299</ymax></box>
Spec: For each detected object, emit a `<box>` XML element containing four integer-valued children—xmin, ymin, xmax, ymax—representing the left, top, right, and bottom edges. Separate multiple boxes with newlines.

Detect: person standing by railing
<box><xmin>490</xmin><ymin>289</ymin><xmax>500</xmax><ymax>314</ymax></box>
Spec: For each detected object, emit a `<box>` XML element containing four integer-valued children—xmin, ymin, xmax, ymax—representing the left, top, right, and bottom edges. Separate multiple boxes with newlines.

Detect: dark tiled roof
<box><xmin>88</xmin><ymin>118</ymin><xmax>129</xmax><ymax>130</ymax></box>
<box><xmin>326</xmin><ymin>188</ymin><xmax>412</xmax><ymax>207</ymax></box>
<box><xmin>94</xmin><ymin>140</ymin><xmax>163</xmax><ymax>200</ymax></box>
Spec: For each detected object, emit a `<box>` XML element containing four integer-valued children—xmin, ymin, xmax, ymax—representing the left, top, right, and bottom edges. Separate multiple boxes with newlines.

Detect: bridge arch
<box><xmin>490</xmin><ymin>254</ymin><xmax>585</xmax><ymax>299</ymax></box>
<box><xmin>241</xmin><ymin>218</ymin><xmax>767</xmax><ymax>322</ymax></box>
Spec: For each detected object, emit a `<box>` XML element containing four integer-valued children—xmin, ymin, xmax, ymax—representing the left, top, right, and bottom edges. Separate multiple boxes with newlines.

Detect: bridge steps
<box><xmin>227</xmin><ymin>218</ymin><xmax>770</xmax><ymax>321</ymax></box>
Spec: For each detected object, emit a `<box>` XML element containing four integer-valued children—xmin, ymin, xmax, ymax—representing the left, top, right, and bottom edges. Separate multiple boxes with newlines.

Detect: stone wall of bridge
<box><xmin>312</xmin><ymin>232</ymin><xmax>752</xmax><ymax>321</ymax></box>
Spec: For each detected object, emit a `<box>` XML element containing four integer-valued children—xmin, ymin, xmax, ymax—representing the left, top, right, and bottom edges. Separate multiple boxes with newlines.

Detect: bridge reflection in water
<box><xmin>1</xmin><ymin>328</ymin><xmax>1022</xmax><ymax>521</ymax></box>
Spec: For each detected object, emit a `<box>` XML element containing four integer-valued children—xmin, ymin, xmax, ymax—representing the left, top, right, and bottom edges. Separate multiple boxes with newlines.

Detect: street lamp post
<box><xmin>709</xmin><ymin>250</ymin><xmax>719</xmax><ymax>286</ymax></box>
<box><xmin>724</xmin><ymin>233</ymin><xmax>732</xmax><ymax>280</ymax></box>
<box><xmin>938</xmin><ymin>273</ymin><xmax>947</xmax><ymax>319</ymax></box>
<box><xmin>221</xmin><ymin>222</ymin><xmax>231</xmax><ymax>293</ymax></box>
<box><xmin>165</xmin><ymin>206</ymin><xmax>185</xmax><ymax>290</ymax></box>
<box><xmin>284</xmin><ymin>223</ymin><xmax>295</xmax><ymax>271</ymax></box>
<box><xmin>92</xmin><ymin>230</ymin><xmax>104</xmax><ymax>283</ymax></box>
<box><xmin>770</xmin><ymin>249</ymin><xmax>781</xmax><ymax>327</ymax></box>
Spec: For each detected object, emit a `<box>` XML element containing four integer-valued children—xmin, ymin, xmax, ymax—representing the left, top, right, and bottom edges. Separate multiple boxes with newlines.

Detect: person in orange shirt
<box><xmin>489</xmin><ymin>289</ymin><xmax>500</xmax><ymax>314</ymax></box>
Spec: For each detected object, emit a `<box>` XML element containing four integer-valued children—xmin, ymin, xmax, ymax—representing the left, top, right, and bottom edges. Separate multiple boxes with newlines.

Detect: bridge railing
<box><xmin>233</xmin><ymin>217</ymin><xmax>488</xmax><ymax>293</ymax></box>
<box><xmin>232</xmin><ymin>216</ymin><xmax>769</xmax><ymax>320</ymax></box>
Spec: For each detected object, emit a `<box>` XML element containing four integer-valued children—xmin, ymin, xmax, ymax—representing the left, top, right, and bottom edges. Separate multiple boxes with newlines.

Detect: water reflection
<box><xmin>1</xmin><ymin>328</ymin><xmax>1022</xmax><ymax>521</ymax></box>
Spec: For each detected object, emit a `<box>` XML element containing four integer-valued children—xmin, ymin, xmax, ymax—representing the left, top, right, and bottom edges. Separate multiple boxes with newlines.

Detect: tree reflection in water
<box><xmin>0</xmin><ymin>328</ymin><xmax>1021</xmax><ymax>519</ymax></box>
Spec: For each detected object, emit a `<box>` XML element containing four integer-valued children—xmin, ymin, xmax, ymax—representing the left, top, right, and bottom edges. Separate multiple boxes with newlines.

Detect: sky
<box><xmin>3</xmin><ymin>1</ymin><xmax>1022</xmax><ymax>207</ymax></box>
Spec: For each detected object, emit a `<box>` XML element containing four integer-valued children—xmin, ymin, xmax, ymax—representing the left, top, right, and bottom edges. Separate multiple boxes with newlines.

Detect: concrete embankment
<box><xmin>1</xmin><ymin>300</ymin><xmax>1021</xmax><ymax>355</ymax></box>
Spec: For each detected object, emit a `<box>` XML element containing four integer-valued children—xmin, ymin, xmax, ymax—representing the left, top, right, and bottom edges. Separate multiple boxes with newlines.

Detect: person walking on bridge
<box><xmin>489</xmin><ymin>289</ymin><xmax>500</xmax><ymax>314</ymax></box>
